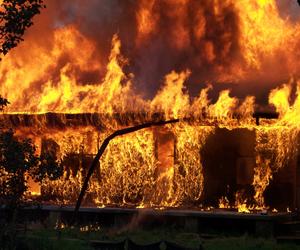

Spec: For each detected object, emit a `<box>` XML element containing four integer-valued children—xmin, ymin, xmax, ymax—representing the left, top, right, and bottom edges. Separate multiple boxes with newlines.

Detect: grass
<box><xmin>17</xmin><ymin>237</ymin><xmax>93</xmax><ymax>250</ymax></box>
<box><xmin>203</xmin><ymin>236</ymin><xmax>300</xmax><ymax>250</ymax></box>
<box><xmin>8</xmin><ymin>224</ymin><xmax>300</xmax><ymax>250</ymax></box>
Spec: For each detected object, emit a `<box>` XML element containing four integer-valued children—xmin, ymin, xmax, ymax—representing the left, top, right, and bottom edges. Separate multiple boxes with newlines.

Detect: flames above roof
<box><xmin>0</xmin><ymin>0</ymin><xmax>300</xmax><ymax>115</ymax></box>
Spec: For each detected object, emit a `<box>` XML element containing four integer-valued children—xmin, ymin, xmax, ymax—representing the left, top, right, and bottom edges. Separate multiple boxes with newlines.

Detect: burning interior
<box><xmin>1</xmin><ymin>0</ymin><xmax>300</xmax><ymax>213</ymax></box>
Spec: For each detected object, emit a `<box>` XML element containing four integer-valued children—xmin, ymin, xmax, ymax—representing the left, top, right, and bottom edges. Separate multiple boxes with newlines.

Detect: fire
<box><xmin>136</xmin><ymin>0</ymin><xmax>158</xmax><ymax>44</ymax></box>
<box><xmin>36</xmin><ymin>32</ymin><xmax>136</xmax><ymax>114</ymax></box>
<box><xmin>236</xmin><ymin>0</ymin><xmax>300</xmax><ymax>71</ymax></box>
<box><xmin>151</xmin><ymin>70</ymin><xmax>190</xmax><ymax>119</ymax></box>
<box><xmin>252</xmin><ymin>155</ymin><xmax>273</xmax><ymax>208</ymax></box>
<box><xmin>269</xmin><ymin>83</ymin><xmax>291</xmax><ymax>118</ymax></box>
<box><xmin>0</xmin><ymin>0</ymin><xmax>300</xmax><ymax>212</ymax></box>
<box><xmin>219</xmin><ymin>196</ymin><xmax>230</xmax><ymax>209</ymax></box>
<box><xmin>208</xmin><ymin>90</ymin><xmax>238</xmax><ymax>124</ymax></box>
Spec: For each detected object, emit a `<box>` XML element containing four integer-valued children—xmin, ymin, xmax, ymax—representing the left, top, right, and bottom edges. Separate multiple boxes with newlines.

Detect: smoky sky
<box><xmin>276</xmin><ymin>0</ymin><xmax>300</xmax><ymax>21</ymax></box>
<box><xmin>19</xmin><ymin>0</ymin><xmax>300</xmax><ymax>105</ymax></box>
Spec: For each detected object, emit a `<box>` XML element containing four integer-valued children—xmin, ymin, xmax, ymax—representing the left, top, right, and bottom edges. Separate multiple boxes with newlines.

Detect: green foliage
<box><xmin>0</xmin><ymin>129</ymin><xmax>63</xmax><ymax>205</ymax></box>
<box><xmin>0</xmin><ymin>0</ymin><xmax>45</xmax><ymax>56</ymax></box>
<box><xmin>33</xmin><ymin>153</ymin><xmax>63</xmax><ymax>182</ymax></box>
<box><xmin>0</xmin><ymin>129</ymin><xmax>37</xmax><ymax>203</ymax></box>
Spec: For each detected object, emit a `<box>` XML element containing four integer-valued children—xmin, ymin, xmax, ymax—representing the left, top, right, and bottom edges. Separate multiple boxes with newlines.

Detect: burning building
<box><xmin>1</xmin><ymin>0</ymin><xmax>300</xmax><ymax>213</ymax></box>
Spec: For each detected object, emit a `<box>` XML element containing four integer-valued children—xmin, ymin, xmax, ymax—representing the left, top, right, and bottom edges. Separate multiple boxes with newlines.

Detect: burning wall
<box><xmin>1</xmin><ymin>109</ymin><xmax>299</xmax><ymax>212</ymax></box>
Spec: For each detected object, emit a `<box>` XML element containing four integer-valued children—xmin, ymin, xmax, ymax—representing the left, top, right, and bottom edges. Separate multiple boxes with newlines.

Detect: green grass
<box><xmin>18</xmin><ymin>237</ymin><xmax>92</xmax><ymax>250</ymax></box>
<box><xmin>12</xmin><ymin>227</ymin><xmax>300</xmax><ymax>250</ymax></box>
<box><xmin>203</xmin><ymin>236</ymin><xmax>300</xmax><ymax>250</ymax></box>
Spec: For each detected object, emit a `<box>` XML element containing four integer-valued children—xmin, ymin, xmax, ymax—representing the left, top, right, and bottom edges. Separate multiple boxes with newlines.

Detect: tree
<box><xmin>0</xmin><ymin>95</ymin><xmax>9</xmax><ymax>111</ymax></box>
<box><xmin>0</xmin><ymin>0</ymin><xmax>48</xmax><ymax>202</ymax></box>
<box><xmin>0</xmin><ymin>2</ymin><xmax>53</xmax><ymax>248</ymax></box>
<box><xmin>0</xmin><ymin>0</ymin><xmax>45</xmax><ymax>56</ymax></box>
<box><xmin>0</xmin><ymin>130</ymin><xmax>38</xmax><ymax>204</ymax></box>
<box><xmin>0</xmin><ymin>129</ymin><xmax>63</xmax><ymax>206</ymax></box>
<box><xmin>0</xmin><ymin>0</ymin><xmax>45</xmax><ymax>106</ymax></box>
<box><xmin>0</xmin><ymin>129</ymin><xmax>62</xmax><ymax>249</ymax></box>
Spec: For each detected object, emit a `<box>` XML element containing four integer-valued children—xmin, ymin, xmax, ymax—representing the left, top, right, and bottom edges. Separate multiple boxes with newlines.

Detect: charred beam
<box><xmin>253</xmin><ymin>112</ymin><xmax>279</xmax><ymax>126</ymax></box>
